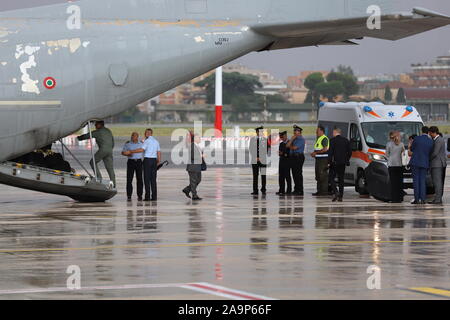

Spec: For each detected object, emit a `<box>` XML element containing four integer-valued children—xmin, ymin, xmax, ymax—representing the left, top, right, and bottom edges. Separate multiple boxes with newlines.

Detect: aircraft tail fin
<box><xmin>252</xmin><ymin>7</ymin><xmax>450</xmax><ymax>50</ymax></box>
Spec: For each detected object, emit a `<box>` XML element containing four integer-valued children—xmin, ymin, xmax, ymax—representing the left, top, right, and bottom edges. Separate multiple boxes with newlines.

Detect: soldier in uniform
<box><xmin>77</xmin><ymin>120</ymin><xmax>116</xmax><ymax>187</ymax></box>
<box><xmin>249</xmin><ymin>126</ymin><xmax>269</xmax><ymax>195</ymax></box>
<box><xmin>311</xmin><ymin>125</ymin><xmax>329</xmax><ymax>196</ymax></box>
<box><xmin>122</xmin><ymin>132</ymin><xmax>144</xmax><ymax>202</ymax></box>
<box><xmin>277</xmin><ymin>131</ymin><xmax>292</xmax><ymax>195</ymax></box>
<box><xmin>287</xmin><ymin>125</ymin><xmax>306</xmax><ymax>196</ymax></box>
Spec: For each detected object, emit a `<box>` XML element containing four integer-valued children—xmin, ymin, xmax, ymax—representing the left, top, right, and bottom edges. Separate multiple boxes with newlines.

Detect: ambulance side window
<box><xmin>319</xmin><ymin>121</ymin><xmax>349</xmax><ymax>139</ymax></box>
<box><xmin>350</xmin><ymin>124</ymin><xmax>362</xmax><ymax>151</ymax></box>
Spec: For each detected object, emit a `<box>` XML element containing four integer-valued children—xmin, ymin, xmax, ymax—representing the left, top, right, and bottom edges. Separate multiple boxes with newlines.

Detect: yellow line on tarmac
<box><xmin>1</xmin><ymin>239</ymin><xmax>450</xmax><ymax>254</ymax></box>
<box><xmin>407</xmin><ymin>287</ymin><xmax>450</xmax><ymax>298</ymax></box>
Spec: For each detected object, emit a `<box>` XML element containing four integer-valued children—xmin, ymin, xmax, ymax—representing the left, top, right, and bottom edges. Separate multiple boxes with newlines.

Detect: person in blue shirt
<box><xmin>125</xmin><ymin>128</ymin><xmax>161</xmax><ymax>201</ymax></box>
<box><xmin>409</xmin><ymin>126</ymin><xmax>434</xmax><ymax>204</ymax></box>
<box><xmin>286</xmin><ymin>125</ymin><xmax>306</xmax><ymax>196</ymax></box>
<box><xmin>122</xmin><ymin>132</ymin><xmax>144</xmax><ymax>201</ymax></box>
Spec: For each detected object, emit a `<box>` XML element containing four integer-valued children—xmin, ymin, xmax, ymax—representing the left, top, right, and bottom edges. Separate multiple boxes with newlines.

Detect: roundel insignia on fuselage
<box><xmin>43</xmin><ymin>77</ymin><xmax>56</xmax><ymax>90</ymax></box>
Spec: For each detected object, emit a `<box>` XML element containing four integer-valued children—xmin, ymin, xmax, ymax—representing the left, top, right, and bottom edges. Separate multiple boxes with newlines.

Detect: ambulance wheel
<box><xmin>356</xmin><ymin>170</ymin><xmax>369</xmax><ymax>195</ymax></box>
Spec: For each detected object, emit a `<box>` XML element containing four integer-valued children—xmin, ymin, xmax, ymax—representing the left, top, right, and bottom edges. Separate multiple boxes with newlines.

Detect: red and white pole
<box><xmin>215</xmin><ymin>66</ymin><xmax>223</xmax><ymax>137</ymax></box>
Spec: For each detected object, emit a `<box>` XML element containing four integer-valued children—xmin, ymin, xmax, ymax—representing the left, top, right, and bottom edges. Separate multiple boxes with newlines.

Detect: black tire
<box><xmin>356</xmin><ymin>170</ymin><xmax>369</xmax><ymax>195</ymax></box>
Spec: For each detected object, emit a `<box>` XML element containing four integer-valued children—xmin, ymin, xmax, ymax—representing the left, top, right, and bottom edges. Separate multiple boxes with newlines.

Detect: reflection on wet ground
<box><xmin>0</xmin><ymin>167</ymin><xmax>449</xmax><ymax>299</ymax></box>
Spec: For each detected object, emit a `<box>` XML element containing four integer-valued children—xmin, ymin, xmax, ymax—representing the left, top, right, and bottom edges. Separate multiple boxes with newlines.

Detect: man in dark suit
<box><xmin>328</xmin><ymin>128</ymin><xmax>352</xmax><ymax>202</ymax></box>
<box><xmin>428</xmin><ymin>126</ymin><xmax>447</xmax><ymax>204</ymax></box>
<box><xmin>409</xmin><ymin>126</ymin><xmax>433</xmax><ymax>204</ymax></box>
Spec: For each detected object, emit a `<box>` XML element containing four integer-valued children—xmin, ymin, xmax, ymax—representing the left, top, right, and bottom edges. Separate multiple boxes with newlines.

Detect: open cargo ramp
<box><xmin>0</xmin><ymin>162</ymin><xmax>117</xmax><ymax>202</ymax></box>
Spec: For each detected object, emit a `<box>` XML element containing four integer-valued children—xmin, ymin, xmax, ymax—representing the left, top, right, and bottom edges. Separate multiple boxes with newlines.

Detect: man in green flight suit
<box><xmin>77</xmin><ymin>121</ymin><xmax>116</xmax><ymax>187</ymax></box>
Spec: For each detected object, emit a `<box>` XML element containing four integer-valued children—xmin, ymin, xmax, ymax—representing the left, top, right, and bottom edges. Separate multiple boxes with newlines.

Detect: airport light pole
<box><xmin>215</xmin><ymin>66</ymin><xmax>223</xmax><ymax>137</ymax></box>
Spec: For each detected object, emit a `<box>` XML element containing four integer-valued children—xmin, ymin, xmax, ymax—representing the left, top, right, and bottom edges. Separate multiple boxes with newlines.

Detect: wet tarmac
<box><xmin>0</xmin><ymin>166</ymin><xmax>449</xmax><ymax>300</ymax></box>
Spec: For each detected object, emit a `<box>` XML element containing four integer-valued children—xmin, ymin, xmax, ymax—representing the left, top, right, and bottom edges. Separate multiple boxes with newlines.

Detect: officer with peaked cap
<box><xmin>249</xmin><ymin>126</ymin><xmax>269</xmax><ymax>195</ymax></box>
<box><xmin>277</xmin><ymin>131</ymin><xmax>292</xmax><ymax>195</ymax></box>
<box><xmin>286</xmin><ymin>125</ymin><xmax>306</xmax><ymax>196</ymax></box>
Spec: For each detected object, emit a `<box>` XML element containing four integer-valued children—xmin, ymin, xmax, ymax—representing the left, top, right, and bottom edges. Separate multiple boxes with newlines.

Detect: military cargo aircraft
<box><xmin>0</xmin><ymin>0</ymin><xmax>449</xmax><ymax>198</ymax></box>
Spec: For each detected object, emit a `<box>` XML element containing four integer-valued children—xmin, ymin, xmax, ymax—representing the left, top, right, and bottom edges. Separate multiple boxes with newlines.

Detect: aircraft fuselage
<box><xmin>0</xmin><ymin>0</ymin><xmax>276</xmax><ymax>161</ymax></box>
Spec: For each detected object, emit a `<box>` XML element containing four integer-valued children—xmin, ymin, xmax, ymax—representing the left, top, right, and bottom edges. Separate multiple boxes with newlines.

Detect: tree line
<box><xmin>112</xmin><ymin>65</ymin><xmax>410</xmax><ymax>122</ymax></box>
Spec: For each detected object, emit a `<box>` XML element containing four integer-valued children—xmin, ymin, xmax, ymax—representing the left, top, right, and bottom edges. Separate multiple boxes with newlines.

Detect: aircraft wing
<box><xmin>253</xmin><ymin>7</ymin><xmax>450</xmax><ymax>50</ymax></box>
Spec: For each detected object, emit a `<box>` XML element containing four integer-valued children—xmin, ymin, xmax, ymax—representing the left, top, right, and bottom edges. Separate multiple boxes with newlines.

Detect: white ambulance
<box><xmin>318</xmin><ymin>102</ymin><xmax>424</xmax><ymax>195</ymax></box>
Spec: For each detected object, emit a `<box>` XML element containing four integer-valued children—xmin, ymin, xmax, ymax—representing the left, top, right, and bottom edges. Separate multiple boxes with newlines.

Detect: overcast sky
<box><xmin>237</xmin><ymin>0</ymin><xmax>450</xmax><ymax>79</ymax></box>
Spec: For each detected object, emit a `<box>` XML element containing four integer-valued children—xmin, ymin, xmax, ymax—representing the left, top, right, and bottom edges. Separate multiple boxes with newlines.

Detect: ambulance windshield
<box><xmin>361</xmin><ymin>122</ymin><xmax>422</xmax><ymax>149</ymax></box>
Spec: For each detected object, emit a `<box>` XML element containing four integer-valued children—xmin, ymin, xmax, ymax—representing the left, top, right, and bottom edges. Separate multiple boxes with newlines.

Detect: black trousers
<box><xmin>290</xmin><ymin>154</ymin><xmax>305</xmax><ymax>193</ymax></box>
<box><xmin>143</xmin><ymin>158</ymin><xmax>157</xmax><ymax>200</ymax></box>
<box><xmin>126</xmin><ymin>159</ymin><xmax>143</xmax><ymax>198</ymax></box>
<box><xmin>330</xmin><ymin>163</ymin><xmax>346</xmax><ymax>198</ymax></box>
<box><xmin>252</xmin><ymin>164</ymin><xmax>266</xmax><ymax>192</ymax></box>
<box><xmin>278</xmin><ymin>158</ymin><xmax>292</xmax><ymax>193</ymax></box>
<box><xmin>389</xmin><ymin>166</ymin><xmax>404</xmax><ymax>202</ymax></box>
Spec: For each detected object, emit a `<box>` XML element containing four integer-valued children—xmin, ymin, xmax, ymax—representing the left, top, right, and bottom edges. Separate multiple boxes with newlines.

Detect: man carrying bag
<box><xmin>182</xmin><ymin>132</ymin><xmax>204</xmax><ymax>201</ymax></box>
